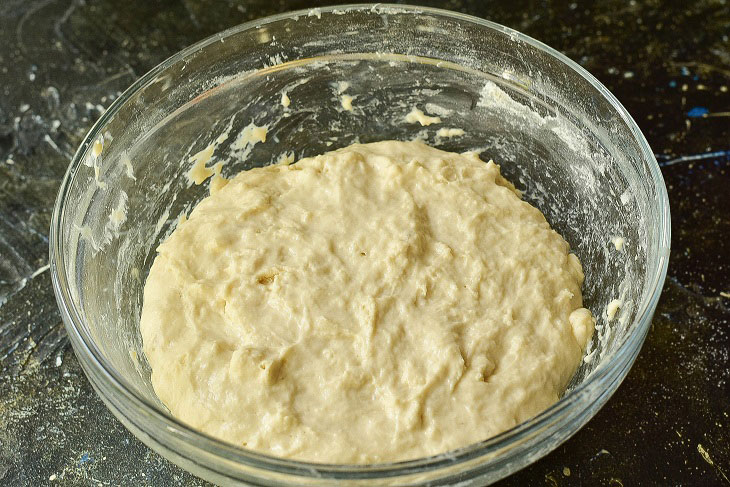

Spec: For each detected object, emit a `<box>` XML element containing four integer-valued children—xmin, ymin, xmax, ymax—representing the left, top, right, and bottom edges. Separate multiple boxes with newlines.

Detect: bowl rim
<box><xmin>49</xmin><ymin>2</ymin><xmax>671</xmax><ymax>479</ymax></box>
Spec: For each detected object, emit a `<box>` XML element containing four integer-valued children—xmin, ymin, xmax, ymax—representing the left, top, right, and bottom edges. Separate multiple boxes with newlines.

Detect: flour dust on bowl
<box><xmin>49</xmin><ymin>4</ymin><xmax>670</xmax><ymax>486</ymax></box>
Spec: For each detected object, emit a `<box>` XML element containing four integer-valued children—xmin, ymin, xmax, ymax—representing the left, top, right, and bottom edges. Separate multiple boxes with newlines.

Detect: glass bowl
<box><xmin>50</xmin><ymin>4</ymin><xmax>670</xmax><ymax>486</ymax></box>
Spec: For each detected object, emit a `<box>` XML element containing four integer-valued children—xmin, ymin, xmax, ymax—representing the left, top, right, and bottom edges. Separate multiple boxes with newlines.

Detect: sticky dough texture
<box><xmin>141</xmin><ymin>140</ymin><xmax>594</xmax><ymax>463</ymax></box>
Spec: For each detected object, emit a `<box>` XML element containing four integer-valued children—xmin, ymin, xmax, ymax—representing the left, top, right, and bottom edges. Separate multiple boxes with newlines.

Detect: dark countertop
<box><xmin>1</xmin><ymin>1</ymin><xmax>728</xmax><ymax>485</ymax></box>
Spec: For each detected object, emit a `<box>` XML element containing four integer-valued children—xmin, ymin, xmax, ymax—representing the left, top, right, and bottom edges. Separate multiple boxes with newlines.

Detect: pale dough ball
<box><xmin>140</xmin><ymin>140</ymin><xmax>594</xmax><ymax>463</ymax></box>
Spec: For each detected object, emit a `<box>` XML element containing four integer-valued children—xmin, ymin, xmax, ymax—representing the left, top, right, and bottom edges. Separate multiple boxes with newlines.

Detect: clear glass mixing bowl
<box><xmin>50</xmin><ymin>4</ymin><xmax>670</xmax><ymax>486</ymax></box>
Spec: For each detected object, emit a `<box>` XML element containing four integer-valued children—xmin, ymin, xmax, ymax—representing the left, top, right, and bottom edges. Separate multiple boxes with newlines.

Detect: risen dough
<box><xmin>141</xmin><ymin>140</ymin><xmax>594</xmax><ymax>463</ymax></box>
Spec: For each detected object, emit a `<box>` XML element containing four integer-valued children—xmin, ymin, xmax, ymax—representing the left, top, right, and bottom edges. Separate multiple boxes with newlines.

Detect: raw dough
<box><xmin>404</xmin><ymin>107</ymin><xmax>441</xmax><ymax>126</ymax></box>
<box><xmin>141</xmin><ymin>140</ymin><xmax>594</xmax><ymax>463</ymax></box>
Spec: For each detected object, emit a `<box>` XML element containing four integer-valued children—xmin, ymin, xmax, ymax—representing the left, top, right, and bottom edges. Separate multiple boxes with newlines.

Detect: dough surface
<box><xmin>141</xmin><ymin>140</ymin><xmax>594</xmax><ymax>463</ymax></box>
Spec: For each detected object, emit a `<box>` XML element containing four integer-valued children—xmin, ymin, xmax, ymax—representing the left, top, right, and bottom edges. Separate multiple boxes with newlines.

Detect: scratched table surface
<box><xmin>1</xmin><ymin>0</ymin><xmax>728</xmax><ymax>485</ymax></box>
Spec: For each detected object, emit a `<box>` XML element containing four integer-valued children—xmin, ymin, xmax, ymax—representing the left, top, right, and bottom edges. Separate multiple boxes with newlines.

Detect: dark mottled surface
<box><xmin>1</xmin><ymin>0</ymin><xmax>728</xmax><ymax>485</ymax></box>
